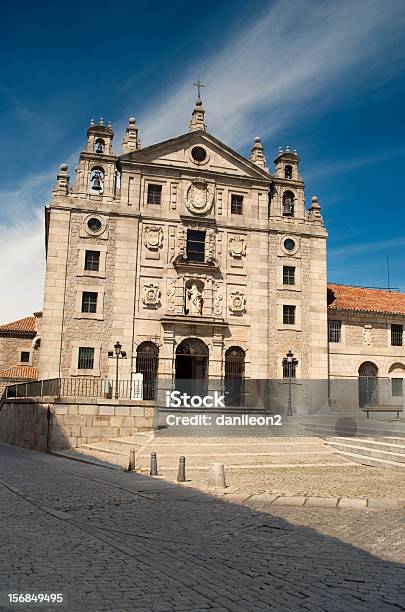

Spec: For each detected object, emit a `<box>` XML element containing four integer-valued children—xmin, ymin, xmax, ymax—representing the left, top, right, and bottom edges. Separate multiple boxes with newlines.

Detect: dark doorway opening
<box><xmin>224</xmin><ymin>346</ymin><xmax>245</xmax><ymax>406</ymax></box>
<box><xmin>136</xmin><ymin>341</ymin><xmax>159</xmax><ymax>400</ymax></box>
<box><xmin>175</xmin><ymin>338</ymin><xmax>208</xmax><ymax>398</ymax></box>
<box><xmin>358</xmin><ymin>361</ymin><xmax>378</xmax><ymax>407</ymax></box>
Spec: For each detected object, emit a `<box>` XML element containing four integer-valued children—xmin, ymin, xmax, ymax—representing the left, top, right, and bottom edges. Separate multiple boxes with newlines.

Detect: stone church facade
<box><xmin>37</xmin><ymin>95</ymin><xmax>329</xmax><ymax>392</ymax></box>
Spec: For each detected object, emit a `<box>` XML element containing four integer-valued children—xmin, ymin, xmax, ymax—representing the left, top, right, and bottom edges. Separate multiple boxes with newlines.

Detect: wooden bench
<box><xmin>362</xmin><ymin>405</ymin><xmax>403</xmax><ymax>419</ymax></box>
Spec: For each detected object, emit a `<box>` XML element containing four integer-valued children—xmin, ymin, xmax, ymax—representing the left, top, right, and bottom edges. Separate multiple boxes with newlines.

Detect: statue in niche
<box><xmin>185</xmin><ymin>280</ymin><xmax>203</xmax><ymax>315</ymax></box>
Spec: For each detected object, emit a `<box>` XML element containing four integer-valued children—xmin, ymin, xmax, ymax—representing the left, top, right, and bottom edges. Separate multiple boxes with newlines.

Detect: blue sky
<box><xmin>1</xmin><ymin>0</ymin><xmax>405</xmax><ymax>323</ymax></box>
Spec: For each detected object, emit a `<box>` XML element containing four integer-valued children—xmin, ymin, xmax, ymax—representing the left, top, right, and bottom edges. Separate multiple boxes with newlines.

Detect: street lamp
<box><xmin>108</xmin><ymin>341</ymin><xmax>127</xmax><ymax>399</ymax></box>
<box><xmin>282</xmin><ymin>350</ymin><xmax>298</xmax><ymax>416</ymax></box>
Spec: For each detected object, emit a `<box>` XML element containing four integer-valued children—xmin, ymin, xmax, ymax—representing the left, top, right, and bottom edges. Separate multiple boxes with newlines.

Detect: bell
<box><xmin>96</xmin><ymin>142</ymin><xmax>104</xmax><ymax>153</ymax></box>
<box><xmin>92</xmin><ymin>174</ymin><xmax>102</xmax><ymax>191</ymax></box>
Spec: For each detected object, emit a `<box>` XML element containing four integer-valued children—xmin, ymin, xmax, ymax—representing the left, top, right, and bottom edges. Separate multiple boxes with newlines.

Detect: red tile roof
<box><xmin>0</xmin><ymin>316</ymin><xmax>36</xmax><ymax>335</ymax></box>
<box><xmin>0</xmin><ymin>365</ymin><xmax>38</xmax><ymax>380</ymax></box>
<box><xmin>328</xmin><ymin>284</ymin><xmax>405</xmax><ymax>316</ymax></box>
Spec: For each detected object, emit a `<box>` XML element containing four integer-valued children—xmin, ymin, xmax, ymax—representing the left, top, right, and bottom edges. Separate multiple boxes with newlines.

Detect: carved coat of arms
<box><xmin>144</xmin><ymin>225</ymin><xmax>163</xmax><ymax>250</ymax></box>
<box><xmin>142</xmin><ymin>283</ymin><xmax>161</xmax><ymax>307</ymax></box>
<box><xmin>229</xmin><ymin>236</ymin><xmax>246</xmax><ymax>258</ymax></box>
<box><xmin>185</xmin><ymin>177</ymin><xmax>214</xmax><ymax>215</ymax></box>
<box><xmin>229</xmin><ymin>291</ymin><xmax>246</xmax><ymax>314</ymax></box>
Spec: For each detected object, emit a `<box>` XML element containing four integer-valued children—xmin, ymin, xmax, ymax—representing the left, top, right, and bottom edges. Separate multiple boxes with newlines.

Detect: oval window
<box><xmin>191</xmin><ymin>146</ymin><xmax>207</xmax><ymax>162</ymax></box>
<box><xmin>283</xmin><ymin>238</ymin><xmax>295</xmax><ymax>252</ymax></box>
<box><xmin>87</xmin><ymin>217</ymin><xmax>102</xmax><ymax>233</ymax></box>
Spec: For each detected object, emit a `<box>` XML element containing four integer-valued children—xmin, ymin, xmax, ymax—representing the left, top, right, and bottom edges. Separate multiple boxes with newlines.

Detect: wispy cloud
<box><xmin>0</xmin><ymin>209</ymin><xmax>45</xmax><ymax>324</ymax></box>
<box><xmin>305</xmin><ymin>147</ymin><xmax>405</xmax><ymax>181</ymax></box>
<box><xmin>329</xmin><ymin>236</ymin><xmax>405</xmax><ymax>258</ymax></box>
<box><xmin>138</xmin><ymin>0</ymin><xmax>405</xmax><ymax>148</ymax></box>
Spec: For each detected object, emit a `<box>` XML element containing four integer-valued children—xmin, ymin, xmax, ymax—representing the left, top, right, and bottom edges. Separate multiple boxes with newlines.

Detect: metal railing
<box><xmin>4</xmin><ymin>378</ymin><xmax>142</xmax><ymax>401</ymax></box>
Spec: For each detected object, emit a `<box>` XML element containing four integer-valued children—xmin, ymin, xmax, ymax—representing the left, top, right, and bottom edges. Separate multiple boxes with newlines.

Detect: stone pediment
<box><xmin>119</xmin><ymin>131</ymin><xmax>271</xmax><ymax>181</ymax></box>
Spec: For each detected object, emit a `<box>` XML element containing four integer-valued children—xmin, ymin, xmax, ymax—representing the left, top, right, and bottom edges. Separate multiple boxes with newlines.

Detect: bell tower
<box><xmin>73</xmin><ymin>118</ymin><xmax>118</xmax><ymax>201</ymax></box>
<box><xmin>270</xmin><ymin>146</ymin><xmax>304</xmax><ymax>219</ymax></box>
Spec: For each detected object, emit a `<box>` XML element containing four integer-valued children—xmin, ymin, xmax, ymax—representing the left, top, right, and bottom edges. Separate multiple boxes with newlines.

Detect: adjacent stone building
<box><xmin>0</xmin><ymin>314</ymin><xmax>41</xmax><ymax>394</ymax></box>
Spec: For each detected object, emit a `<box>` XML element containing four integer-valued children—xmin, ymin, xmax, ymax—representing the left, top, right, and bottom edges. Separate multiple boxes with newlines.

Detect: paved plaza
<box><xmin>0</xmin><ymin>443</ymin><xmax>404</xmax><ymax>611</ymax></box>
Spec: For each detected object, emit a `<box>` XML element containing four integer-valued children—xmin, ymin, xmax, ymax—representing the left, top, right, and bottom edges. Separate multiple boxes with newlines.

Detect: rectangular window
<box><xmin>147</xmin><ymin>184</ymin><xmax>162</xmax><ymax>205</ymax></box>
<box><xmin>283</xmin><ymin>305</ymin><xmax>296</xmax><ymax>325</ymax></box>
<box><xmin>81</xmin><ymin>291</ymin><xmax>98</xmax><ymax>314</ymax></box>
<box><xmin>328</xmin><ymin>320</ymin><xmax>342</xmax><ymax>343</ymax></box>
<box><xmin>187</xmin><ymin>230</ymin><xmax>206</xmax><ymax>263</ymax></box>
<box><xmin>392</xmin><ymin>378</ymin><xmax>403</xmax><ymax>397</ymax></box>
<box><xmin>20</xmin><ymin>351</ymin><xmax>30</xmax><ymax>363</ymax></box>
<box><xmin>283</xmin><ymin>266</ymin><xmax>295</xmax><ymax>285</ymax></box>
<box><xmin>84</xmin><ymin>250</ymin><xmax>100</xmax><ymax>272</ymax></box>
<box><xmin>391</xmin><ymin>324</ymin><xmax>403</xmax><ymax>347</ymax></box>
<box><xmin>231</xmin><ymin>194</ymin><xmax>243</xmax><ymax>215</ymax></box>
<box><xmin>78</xmin><ymin>347</ymin><xmax>95</xmax><ymax>370</ymax></box>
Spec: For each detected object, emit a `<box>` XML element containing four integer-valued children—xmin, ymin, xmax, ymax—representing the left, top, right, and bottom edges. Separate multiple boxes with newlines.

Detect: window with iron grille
<box><xmin>20</xmin><ymin>351</ymin><xmax>30</xmax><ymax>363</ymax></box>
<box><xmin>283</xmin><ymin>266</ymin><xmax>295</xmax><ymax>285</ymax></box>
<box><xmin>283</xmin><ymin>361</ymin><xmax>297</xmax><ymax>379</ymax></box>
<box><xmin>147</xmin><ymin>184</ymin><xmax>162</xmax><ymax>205</ymax></box>
<box><xmin>84</xmin><ymin>250</ymin><xmax>100</xmax><ymax>271</ymax></box>
<box><xmin>81</xmin><ymin>291</ymin><xmax>98</xmax><ymax>313</ymax></box>
<box><xmin>328</xmin><ymin>320</ymin><xmax>342</xmax><ymax>343</ymax></box>
<box><xmin>391</xmin><ymin>324</ymin><xmax>403</xmax><ymax>347</ymax></box>
<box><xmin>231</xmin><ymin>194</ymin><xmax>243</xmax><ymax>215</ymax></box>
<box><xmin>392</xmin><ymin>378</ymin><xmax>403</xmax><ymax>397</ymax></box>
<box><xmin>78</xmin><ymin>347</ymin><xmax>95</xmax><ymax>369</ymax></box>
<box><xmin>283</xmin><ymin>305</ymin><xmax>296</xmax><ymax>325</ymax></box>
<box><xmin>187</xmin><ymin>230</ymin><xmax>206</xmax><ymax>263</ymax></box>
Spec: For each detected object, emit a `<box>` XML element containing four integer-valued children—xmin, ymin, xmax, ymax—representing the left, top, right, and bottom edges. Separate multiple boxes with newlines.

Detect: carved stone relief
<box><xmin>167</xmin><ymin>279</ymin><xmax>176</xmax><ymax>312</ymax></box>
<box><xmin>229</xmin><ymin>291</ymin><xmax>246</xmax><ymax>314</ymax></box>
<box><xmin>142</xmin><ymin>283</ymin><xmax>161</xmax><ymax>308</ymax></box>
<box><xmin>185</xmin><ymin>279</ymin><xmax>204</xmax><ymax>315</ymax></box>
<box><xmin>228</xmin><ymin>235</ymin><xmax>246</xmax><ymax>258</ymax></box>
<box><xmin>213</xmin><ymin>281</ymin><xmax>223</xmax><ymax>315</ymax></box>
<box><xmin>185</xmin><ymin>177</ymin><xmax>214</xmax><ymax>215</ymax></box>
<box><xmin>144</xmin><ymin>225</ymin><xmax>163</xmax><ymax>250</ymax></box>
<box><xmin>363</xmin><ymin>324</ymin><xmax>373</xmax><ymax>346</ymax></box>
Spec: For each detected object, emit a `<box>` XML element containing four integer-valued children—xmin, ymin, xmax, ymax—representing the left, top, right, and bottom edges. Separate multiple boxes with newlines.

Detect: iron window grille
<box><xmin>391</xmin><ymin>324</ymin><xmax>403</xmax><ymax>347</ymax></box>
<box><xmin>84</xmin><ymin>250</ymin><xmax>100</xmax><ymax>271</ymax></box>
<box><xmin>78</xmin><ymin>347</ymin><xmax>95</xmax><ymax>369</ymax></box>
<box><xmin>283</xmin><ymin>361</ymin><xmax>297</xmax><ymax>379</ymax></box>
<box><xmin>283</xmin><ymin>266</ymin><xmax>295</xmax><ymax>285</ymax></box>
<box><xmin>283</xmin><ymin>305</ymin><xmax>296</xmax><ymax>325</ymax></box>
<box><xmin>391</xmin><ymin>378</ymin><xmax>403</xmax><ymax>397</ymax></box>
<box><xmin>147</xmin><ymin>184</ymin><xmax>162</xmax><ymax>205</ymax></box>
<box><xmin>231</xmin><ymin>194</ymin><xmax>243</xmax><ymax>215</ymax></box>
<box><xmin>186</xmin><ymin>230</ymin><xmax>206</xmax><ymax>263</ymax></box>
<box><xmin>328</xmin><ymin>320</ymin><xmax>342</xmax><ymax>343</ymax></box>
<box><xmin>81</xmin><ymin>291</ymin><xmax>98</xmax><ymax>314</ymax></box>
<box><xmin>20</xmin><ymin>351</ymin><xmax>30</xmax><ymax>363</ymax></box>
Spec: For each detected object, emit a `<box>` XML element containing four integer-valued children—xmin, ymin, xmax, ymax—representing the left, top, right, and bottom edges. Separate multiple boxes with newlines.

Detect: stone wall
<box><xmin>0</xmin><ymin>398</ymin><xmax>156</xmax><ymax>452</ymax></box>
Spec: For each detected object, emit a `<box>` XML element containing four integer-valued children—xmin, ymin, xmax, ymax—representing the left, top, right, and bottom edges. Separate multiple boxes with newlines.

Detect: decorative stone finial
<box><xmin>250</xmin><ymin>136</ymin><xmax>267</xmax><ymax>170</ymax></box>
<box><xmin>99</xmin><ymin>117</ymin><xmax>104</xmax><ymax>126</ymax></box>
<box><xmin>189</xmin><ymin>80</ymin><xmax>207</xmax><ymax>132</ymax></box>
<box><xmin>121</xmin><ymin>116</ymin><xmax>141</xmax><ymax>154</ymax></box>
<box><xmin>90</xmin><ymin>118</ymin><xmax>95</xmax><ymax>127</ymax></box>
<box><xmin>53</xmin><ymin>163</ymin><xmax>69</xmax><ymax>197</ymax></box>
<box><xmin>286</xmin><ymin>145</ymin><xmax>290</xmax><ymax>153</ymax></box>
<box><xmin>278</xmin><ymin>146</ymin><xmax>283</xmax><ymax>155</ymax></box>
<box><xmin>108</xmin><ymin>121</ymin><xmax>112</xmax><ymax>129</ymax></box>
<box><xmin>308</xmin><ymin>195</ymin><xmax>323</xmax><ymax>224</ymax></box>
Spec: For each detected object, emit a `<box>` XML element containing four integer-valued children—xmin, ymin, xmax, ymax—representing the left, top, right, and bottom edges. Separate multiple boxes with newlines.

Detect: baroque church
<box><xmin>2</xmin><ymin>92</ymin><xmax>405</xmax><ymax>409</ymax></box>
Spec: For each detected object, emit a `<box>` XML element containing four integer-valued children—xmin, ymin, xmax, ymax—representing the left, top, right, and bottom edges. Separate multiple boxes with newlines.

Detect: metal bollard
<box><xmin>177</xmin><ymin>456</ymin><xmax>186</xmax><ymax>482</ymax></box>
<box><xmin>150</xmin><ymin>452</ymin><xmax>158</xmax><ymax>476</ymax></box>
<box><xmin>128</xmin><ymin>448</ymin><xmax>136</xmax><ymax>471</ymax></box>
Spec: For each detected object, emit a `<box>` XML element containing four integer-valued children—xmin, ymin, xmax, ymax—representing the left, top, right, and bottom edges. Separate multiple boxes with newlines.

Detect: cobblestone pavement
<box><xmin>0</xmin><ymin>444</ymin><xmax>404</xmax><ymax>611</ymax></box>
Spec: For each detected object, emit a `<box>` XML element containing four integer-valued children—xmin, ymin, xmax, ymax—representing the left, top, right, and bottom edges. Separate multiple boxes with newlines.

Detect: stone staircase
<box><xmin>53</xmin><ymin>431</ymin><xmax>154</xmax><ymax>469</ymax></box>
<box><xmin>325</xmin><ymin>436</ymin><xmax>405</xmax><ymax>472</ymax></box>
<box><xmin>299</xmin><ymin>412</ymin><xmax>405</xmax><ymax>439</ymax></box>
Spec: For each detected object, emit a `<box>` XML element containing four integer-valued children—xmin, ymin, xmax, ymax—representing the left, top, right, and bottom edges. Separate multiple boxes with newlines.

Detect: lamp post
<box><xmin>283</xmin><ymin>350</ymin><xmax>298</xmax><ymax>416</ymax></box>
<box><xmin>108</xmin><ymin>341</ymin><xmax>127</xmax><ymax>400</ymax></box>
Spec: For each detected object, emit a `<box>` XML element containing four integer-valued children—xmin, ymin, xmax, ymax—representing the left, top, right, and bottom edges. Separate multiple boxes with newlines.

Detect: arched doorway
<box><xmin>136</xmin><ymin>342</ymin><xmax>159</xmax><ymax>399</ymax></box>
<box><xmin>358</xmin><ymin>361</ymin><xmax>378</xmax><ymax>407</ymax></box>
<box><xmin>175</xmin><ymin>338</ymin><xmax>208</xmax><ymax>397</ymax></box>
<box><xmin>224</xmin><ymin>347</ymin><xmax>245</xmax><ymax>406</ymax></box>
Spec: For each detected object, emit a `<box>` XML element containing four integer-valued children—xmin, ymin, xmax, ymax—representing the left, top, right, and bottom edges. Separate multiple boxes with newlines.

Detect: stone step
<box><xmin>331</xmin><ymin>449</ymin><xmax>405</xmax><ymax>472</ymax></box>
<box><xmin>326</xmin><ymin>441</ymin><xmax>405</xmax><ymax>464</ymax></box>
<box><xmin>302</xmin><ymin>423</ymin><xmax>405</xmax><ymax>438</ymax></box>
<box><xmin>326</xmin><ymin>436</ymin><xmax>405</xmax><ymax>454</ymax></box>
